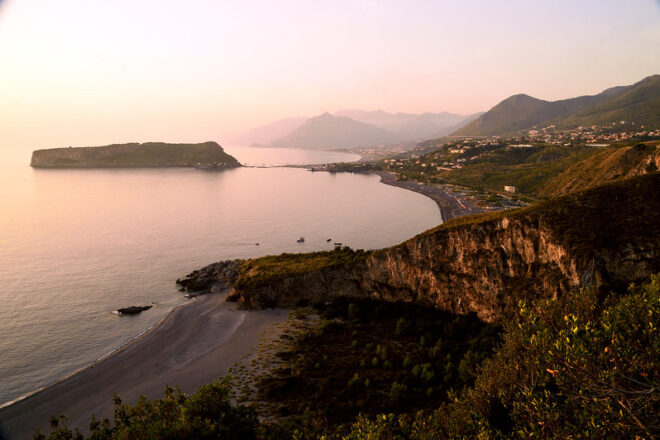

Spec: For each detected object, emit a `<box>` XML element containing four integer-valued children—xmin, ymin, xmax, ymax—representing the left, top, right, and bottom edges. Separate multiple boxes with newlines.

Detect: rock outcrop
<box><xmin>116</xmin><ymin>305</ymin><xmax>152</xmax><ymax>315</ymax></box>
<box><xmin>176</xmin><ymin>260</ymin><xmax>242</xmax><ymax>296</ymax></box>
<box><xmin>179</xmin><ymin>173</ymin><xmax>660</xmax><ymax>322</ymax></box>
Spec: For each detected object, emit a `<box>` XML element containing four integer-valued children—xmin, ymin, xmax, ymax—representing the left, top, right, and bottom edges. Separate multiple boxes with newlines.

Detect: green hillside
<box><xmin>539</xmin><ymin>141</ymin><xmax>660</xmax><ymax>196</ymax></box>
<box><xmin>453</xmin><ymin>74</ymin><xmax>659</xmax><ymax>137</ymax></box>
<box><xmin>554</xmin><ymin>74</ymin><xmax>660</xmax><ymax>129</ymax></box>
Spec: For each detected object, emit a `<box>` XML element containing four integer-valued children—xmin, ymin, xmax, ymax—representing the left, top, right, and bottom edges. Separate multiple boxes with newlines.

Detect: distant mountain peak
<box><xmin>269</xmin><ymin>112</ymin><xmax>398</xmax><ymax>149</ymax></box>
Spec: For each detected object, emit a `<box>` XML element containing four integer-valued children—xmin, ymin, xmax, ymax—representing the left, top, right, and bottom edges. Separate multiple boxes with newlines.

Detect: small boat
<box><xmin>297</xmin><ymin>237</ymin><xmax>305</xmax><ymax>243</ymax></box>
<box><xmin>326</xmin><ymin>238</ymin><xmax>332</xmax><ymax>242</ymax></box>
<box><xmin>334</xmin><ymin>242</ymin><xmax>342</xmax><ymax>246</ymax></box>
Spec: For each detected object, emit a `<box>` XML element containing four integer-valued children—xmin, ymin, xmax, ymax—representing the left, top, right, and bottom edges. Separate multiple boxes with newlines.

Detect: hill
<box><xmin>334</xmin><ymin>109</ymin><xmax>481</xmax><ymax>140</ymax></box>
<box><xmin>539</xmin><ymin>141</ymin><xmax>660</xmax><ymax>196</ymax></box>
<box><xmin>554</xmin><ymin>74</ymin><xmax>660</xmax><ymax>128</ymax></box>
<box><xmin>269</xmin><ymin>112</ymin><xmax>399</xmax><ymax>149</ymax></box>
<box><xmin>454</xmin><ymin>74</ymin><xmax>659</xmax><ymax>136</ymax></box>
<box><xmin>30</xmin><ymin>141</ymin><xmax>241</xmax><ymax>168</ymax></box>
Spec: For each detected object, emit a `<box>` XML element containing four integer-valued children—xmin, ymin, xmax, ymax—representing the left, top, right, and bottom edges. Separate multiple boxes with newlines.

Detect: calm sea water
<box><xmin>0</xmin><ymin>146</ymin><xmax>441</xmax><ymax>406</ymax></box>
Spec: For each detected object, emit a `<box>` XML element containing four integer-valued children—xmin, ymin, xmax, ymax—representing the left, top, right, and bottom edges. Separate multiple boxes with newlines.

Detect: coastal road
<box><xmin>0</xmin><ymin>294</ymin><xmax>287</xmax><ymax>439</ymax></box>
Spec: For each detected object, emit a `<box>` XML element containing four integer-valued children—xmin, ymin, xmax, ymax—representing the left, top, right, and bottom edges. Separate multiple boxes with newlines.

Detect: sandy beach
<box><xmin>0</xmin><ymin>293</ymin><xmax>287</xmax><ymax>440</ymax></box>
<box><xmin>373</xmin><ymin>171</ymin><xmax>488</xmax><ymax>221</ymax></box>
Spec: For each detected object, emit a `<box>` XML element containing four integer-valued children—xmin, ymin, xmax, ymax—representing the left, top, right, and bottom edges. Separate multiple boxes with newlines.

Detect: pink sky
<box><xmin>0</xmin><ymin>0</ymin><xmax>658</xmax><ymax>151</ymax></box>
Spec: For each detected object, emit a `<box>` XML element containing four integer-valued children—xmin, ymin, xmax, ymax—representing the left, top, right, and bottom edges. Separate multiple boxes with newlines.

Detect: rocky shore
<box><xmin>177</xmin><ymin>173</ymin><xmax>660</xmax><ymax>323</ymax></box>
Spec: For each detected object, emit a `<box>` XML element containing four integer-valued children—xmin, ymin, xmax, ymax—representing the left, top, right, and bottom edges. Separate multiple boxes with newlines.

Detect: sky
<box><xmin>0</xmin><ymin>0</ymin><xmax>659</xmax><ymax>151</ymax></box>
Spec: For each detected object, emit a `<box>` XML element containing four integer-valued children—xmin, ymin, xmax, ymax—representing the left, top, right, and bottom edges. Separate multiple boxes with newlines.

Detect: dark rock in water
<box><xmin>116</xmin><ymin>305</ymin><xmax>152</xmax><ymax>315</ymax></box>
<box><xmin>176</xmin><ymin>259</ymin><xmax>241</xmax><ymax>297</ymax></box>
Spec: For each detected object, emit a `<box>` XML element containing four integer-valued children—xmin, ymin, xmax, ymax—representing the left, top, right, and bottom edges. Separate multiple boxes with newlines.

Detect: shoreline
<box><xmin>0</xmin><ymin>166</ymin><xmax>480</xmax><ymax>439</ymax></box>
<box><xmin>0</xmin><ymin>293</ymin><xmax>287</xmax><ymax>439</ymax></box>
<box><xmin>0</xmin><ymin>304</ymin><xmax>179</xmax><ymax>412</ymax></box>
<box><xmin>371</xmin><ymin>171</ymin><xmax>490</xmax><ymax>222</ymax></box>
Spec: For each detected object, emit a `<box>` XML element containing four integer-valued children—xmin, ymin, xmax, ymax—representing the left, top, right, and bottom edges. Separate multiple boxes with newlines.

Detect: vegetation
<box><xmin>256</xmin><ymin>298</ymin><xmax>501</xmax><ymax>437</ymax></box>
<box><xmin>34</xmin><ymin>379</ymin><xmax>258</xmax><ymax>440</ymax></box>
<box><xmin>38</xmin><ymin>274</ymin><xmax>660</xmax><ymax>439</ymax></box>
<box><xmin>234</xmin><ymin>247</ymin><xmax>370</xmax><ymax>292</ymax></box>
<box><xmin>340</xmin><ymin>273</ymin><xmax>660</xmax><ymax>439</ymax></box>
<box><xmin>432</xmin><ymin>144</ymin><xmax>598</xmax><ymax>196</ymax></box>
<box><xmin>557</xmin><ymin>74</ymin><xmax>660</xmax><ymax>130</ymax></box>
<box><xmin>539</xmin><ymin>141</ymin><xmax>659</xmax><ymax>196</ymax></box>
<box><xmin>413</xmin><ymin>172</ymin><xmax>660</xmax><ymax>272</ymax></box>
<box><xmin>453</xmin><ymin>74</ymin><xmax>659</xmax><ymax>137</ymax></box>
<box><xmin>30</xmin><ymin>142</ymin><xmax>241</xmax><ymax>168</ymax></box>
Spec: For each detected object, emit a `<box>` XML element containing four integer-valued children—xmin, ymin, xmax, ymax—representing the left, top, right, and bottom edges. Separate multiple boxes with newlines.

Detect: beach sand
<box><xmin>373</xmin><ymin>171</ymin><xmax>488</xmax><ymax>221</ymax></box>
<box><xmin>0</xmin><ymin>293</ymin><xmax>287</xmax><ymax>439</ymax></box>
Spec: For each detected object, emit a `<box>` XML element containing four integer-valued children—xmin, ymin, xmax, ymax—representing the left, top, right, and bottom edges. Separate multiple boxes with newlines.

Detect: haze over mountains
<box><xmin>269</xmin><ymin>113</ymin><xmax>398</xmax><ymax>149</ymax></box>
<box><xmin>230</xmin><ymin>110</ymin><xmax>481</xmax><ymax>150</ymax></box>
<box><xmin>227</xmin><ymin>74</ymin><xmax>659</xmax><ymax>150</ymax></box>
<box><xmin>454</xmin><ymin>74</ymin><xmax>660</xmax><ymax>136</ymax></box>
<box><xmin>333</xmin><ymin>110</ymin><xmax>481</xmax><ymax>140</ymax></box>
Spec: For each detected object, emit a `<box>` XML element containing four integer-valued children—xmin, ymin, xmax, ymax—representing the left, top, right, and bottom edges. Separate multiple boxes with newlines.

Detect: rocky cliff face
<box><xmin>179</xmin><ymin>174</ymin><xmax>660</xmax><ymax>322</ymax></box>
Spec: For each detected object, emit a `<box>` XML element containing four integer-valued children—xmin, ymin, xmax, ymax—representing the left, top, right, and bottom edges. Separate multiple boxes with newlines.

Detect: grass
<box><xmin>234</xmin><ymin>247</ymin><xmax>370</xmax><ymax>291</ymax></box>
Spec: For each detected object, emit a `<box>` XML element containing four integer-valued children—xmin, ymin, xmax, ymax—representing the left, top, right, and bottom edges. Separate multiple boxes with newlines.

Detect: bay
<box><xmin>0</xmin><ymin>146</ymin><xmax>441</xmax><ymax>406</ymax></box>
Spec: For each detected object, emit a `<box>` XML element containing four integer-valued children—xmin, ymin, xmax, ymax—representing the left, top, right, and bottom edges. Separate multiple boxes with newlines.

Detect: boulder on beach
<box><xmin>116</xmin><ymin>305</ymin><xmax>152</xmax><ymax>315</ymax></box>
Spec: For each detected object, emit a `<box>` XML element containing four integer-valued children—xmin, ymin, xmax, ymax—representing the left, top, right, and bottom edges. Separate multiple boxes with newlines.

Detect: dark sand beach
<box><xmin>373</xmin><ymin>171</ymin><xmax>488</xmax><ymax>221</ymax></box>
<box><xmin>0</xmin><ymin>293</ymin><xmax>287</xmax><ymax>439</ymax></box>
<box><xmin>0</xmin><ymin>172</ymin><xmax>471</xmax><ymax>440</ymax></box>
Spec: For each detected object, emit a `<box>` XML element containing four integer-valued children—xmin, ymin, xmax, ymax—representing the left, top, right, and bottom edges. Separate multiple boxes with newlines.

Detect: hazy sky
<box><xmin>1</xmin><ymin>0</ymin><xmax>659</xmax><ymax>150</ymax></box>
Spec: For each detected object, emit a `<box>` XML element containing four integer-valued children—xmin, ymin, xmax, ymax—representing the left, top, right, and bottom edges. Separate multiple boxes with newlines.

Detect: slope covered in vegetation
<box><xmin>539</xmin><ymin>141</ymin><xmax>660</xmax><ymax>196</ymax></box>
<box><xmin>36</xmin><ymin>274</ymin><xmax>660</xmax><ymax>439</ymax></box>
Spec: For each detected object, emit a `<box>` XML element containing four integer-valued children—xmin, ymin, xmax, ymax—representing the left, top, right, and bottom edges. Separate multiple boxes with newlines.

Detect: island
<box><xmin>30</xmin><ymin>141</ymin><xmax>241</xmax><ymax>169</ymax></box>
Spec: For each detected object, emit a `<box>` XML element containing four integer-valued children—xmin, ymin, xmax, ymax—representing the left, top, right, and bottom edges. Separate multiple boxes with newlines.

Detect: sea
<box><xmin>0</xmin><ymin>145</ymin><xmax>442</xmax><ymax>407</ymax></box>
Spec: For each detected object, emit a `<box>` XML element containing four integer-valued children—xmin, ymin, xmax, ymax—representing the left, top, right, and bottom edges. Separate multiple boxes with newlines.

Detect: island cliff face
<box><xmin>178</xmin><ymin>173</ymin><xmax>660</xmax><ymax>322</ymax></box>
<box><xmin>30</xmin><ymin>141</ymin><xmax>241</xmax><ymax>168</ymax></box>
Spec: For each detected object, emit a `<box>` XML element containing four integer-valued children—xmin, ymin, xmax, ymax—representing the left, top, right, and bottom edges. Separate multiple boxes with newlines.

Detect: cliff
<box><xmin>178</xmin><ymin>173</ymin><xmax>660</xmax><ymax>322</ymax></box>
<box><xmin>30</xmin><ymin>141</ymin><xmax>241</xmax><ymax>168</ymax></box>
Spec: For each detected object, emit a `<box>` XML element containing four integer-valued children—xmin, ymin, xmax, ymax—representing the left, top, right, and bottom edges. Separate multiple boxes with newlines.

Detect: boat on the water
<box><xmin>297</xmin><ymin>237</ymin><xmax>305</xmax><ymax>243</ymax></box>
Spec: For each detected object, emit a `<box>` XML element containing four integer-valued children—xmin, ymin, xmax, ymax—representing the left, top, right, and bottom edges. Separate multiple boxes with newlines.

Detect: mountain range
<box><xmin>228</xmin><ymin>74</ymin><xmax>659</xmax><ymax>148</ymax></box>
<box><xmin>268</xmin><ymin>113</ymin><xmax>398</xmax><ymax>149</ymax></box>
<box><xmin>229</xmin><ymin>110</ymin><xmax>481</xmax><ymax>150</ymax></box>
<box><xmin>454</xmin><ymin>74</ymin><xmax>660</xmax><ymax>136</ymax></box>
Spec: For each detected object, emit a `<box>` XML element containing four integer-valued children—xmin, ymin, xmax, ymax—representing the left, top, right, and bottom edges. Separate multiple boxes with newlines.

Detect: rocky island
<box><xmin>30</xmin><ymin>141</ymin><xmax>241</xmax><ymax>169</ymax></box>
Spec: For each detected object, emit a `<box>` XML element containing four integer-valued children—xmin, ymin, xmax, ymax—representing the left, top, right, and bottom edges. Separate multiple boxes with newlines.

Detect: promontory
<box><xmin>30</xmin><ymin>141</ymin><xmax>241</xmax><ymax>168</ymax></box>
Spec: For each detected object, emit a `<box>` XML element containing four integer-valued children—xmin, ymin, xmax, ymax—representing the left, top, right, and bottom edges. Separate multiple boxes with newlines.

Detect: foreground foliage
<box><xmin>258</xmin><ymin>298</ymin><xmax>500</xmax><ymax>437</ymax></box>
<box><xmin>342</xmin><ymin>274</ymin><xmax>660</xmax><ymax>439</ymax></box>
<box><xmin>38</xmin><ymin>275</ymin><xmax>659</xmax><ymax>439</ymax></box>
<box><xmin>34</xmin><ymin>379</ymin><xmax>258</xmax><ymax>440</ymax></box>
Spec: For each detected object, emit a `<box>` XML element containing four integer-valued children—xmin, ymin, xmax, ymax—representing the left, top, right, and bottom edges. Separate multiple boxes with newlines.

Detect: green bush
<box><xmin>34</xmin><ymin>379</ymin><xmax>257</xmax><ymax>440</ymax></box>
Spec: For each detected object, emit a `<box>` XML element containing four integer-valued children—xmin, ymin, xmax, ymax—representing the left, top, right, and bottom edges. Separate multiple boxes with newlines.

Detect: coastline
<box><xmin>372</xmin><ymin>171</ymin><xmax>490</xmax><ymax>222</ymax></box>
<box><xmin>0</xmin><ymin>293</ymin><xmax>287</xmax><ymax>439</ymax></box>
<box><xmin>0</xmin><ymin>167</ymin><xmax>479</xmax><ymax>439</ymax></box>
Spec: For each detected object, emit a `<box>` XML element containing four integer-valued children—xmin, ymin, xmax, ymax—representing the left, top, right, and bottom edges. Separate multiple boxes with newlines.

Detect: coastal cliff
<box><xmin>178</xmin><ymin>173</ymin><xmax>660</xmax><ymax>322</ymax></box>
<box><xmin>30</xmin><ymin>141</ymin><xmax>241</xmax><ymax>168</ymax></box>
